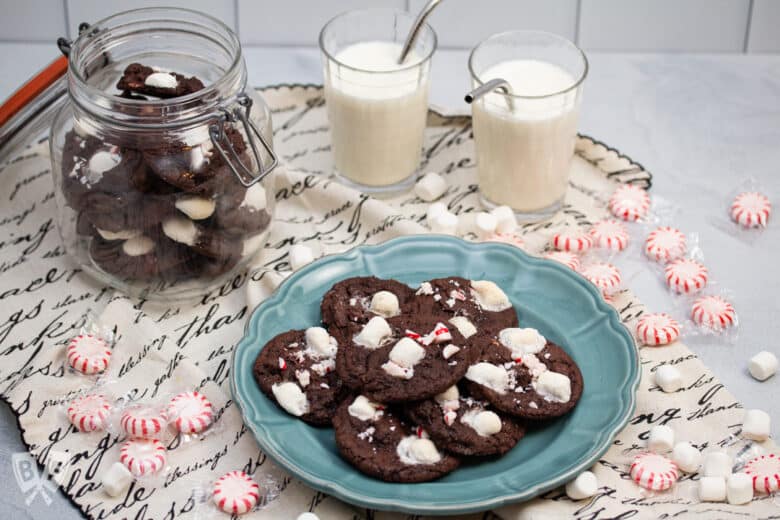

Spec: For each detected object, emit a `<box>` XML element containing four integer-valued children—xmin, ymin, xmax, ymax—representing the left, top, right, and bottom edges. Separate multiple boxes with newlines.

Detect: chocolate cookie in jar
<box><xmin>49</xmin><ymin>8</ymin><xmax>277</xmax><ymax>300</ymax></box>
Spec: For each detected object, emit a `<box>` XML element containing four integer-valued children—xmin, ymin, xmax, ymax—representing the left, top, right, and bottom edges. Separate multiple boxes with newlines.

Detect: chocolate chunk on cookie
<box><xmin>116</xmin><ymin>63</ymin><xmax>205</xmax><ymax>99</ymax></box>
<box><xmin>320</xmin><ymin>276</ymin><xmax>416</xmax><ymax>331</ymax></box>
<box><xmin>462</xmin><ymin>327</ymin><xmax>583</xmax><ymax>420</ymax></box>
<box><xmin>412</xmin><ymin>277</ymin><xmax>519</xmax><ymax>335</ymax></box>
<box><xmin>404</xmin><ymin>385</ymin><xmax>525</xmax><ymax>456</ymax></box>
<box><xmin>253</xmin><ymin>328</ymin><xmax>345</xmax><ymax>426</ymax></box>
<box><xmin>333</xmin><ymin>395</ymin><xmax>459</xmax><ymax>482</ymax></box>
<box><xmin>332</xmin><ymin>315</ymin><xmax>478</xmax><ymax>402</ymax></box>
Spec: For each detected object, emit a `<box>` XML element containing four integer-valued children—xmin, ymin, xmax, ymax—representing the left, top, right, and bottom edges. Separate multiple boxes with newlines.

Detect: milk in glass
<box><xmin>472</xmin><ymin>59</ymin><xmax>579</xmax><ymax>213</ymax></box>
<box><xmin>324</xmin><ymin>41</ymin><xmax>429</xmax><ymax>188</ymax></box>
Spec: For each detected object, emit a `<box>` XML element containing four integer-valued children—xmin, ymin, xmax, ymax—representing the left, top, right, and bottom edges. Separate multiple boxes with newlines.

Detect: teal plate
<box><xmin>231</xmin><ymin>235</ymin><xmax>639</xmax><ymax>515</ymax></box>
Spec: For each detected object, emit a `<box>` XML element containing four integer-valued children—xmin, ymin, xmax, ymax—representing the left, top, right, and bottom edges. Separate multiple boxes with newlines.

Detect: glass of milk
<box><xmin>469</xmin><ymin>31</ymin><xmax>588</xmax><ymax>220</ymax></box>
<box><xmin>319</xmin><ymin>8</ymin><xmax>437</xmax><ymax>195</ymax></box>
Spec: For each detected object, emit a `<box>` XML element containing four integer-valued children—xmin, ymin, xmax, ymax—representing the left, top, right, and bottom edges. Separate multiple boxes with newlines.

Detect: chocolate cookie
<box><xmin>411</xmin><ymin>277</ymin><xmax>519</xmax><ymax>336</ymax></box>
<box><xmin>89</xmin><ymin>233</ymin><xmax>193</xmax><ymax>281</ymax></box>
<box><xmin>332</xmin><ymin>315</ymin><xmax>478</xmax><ymax>403</ymax></box>
<box><xmin>404</xmin><ymin>385</ymin><xmax>525</xmax><ymax>456</ymax></box>
<box><xmin>116</xmin><ymin>63</ymin><xmax>205</xmax><ymax>99</ymax></box>
<box><xmin>462</xmin><ymin>327</ymin><xmax>583</xmax><ymax>420</ymax></box>
<box><xmin>333</xmin><ymin>395</ymin><xmax>459</xmax><ymax>483</ymax></box>
<box><xmin>320</xmin><ymin>276</ymin><xmax>416</xmax><ymax>331</ymax></box>
<box><xmin>253</xmin><ymin>328</ymin><xmax>345</xmax><ymax>426</ymax></box>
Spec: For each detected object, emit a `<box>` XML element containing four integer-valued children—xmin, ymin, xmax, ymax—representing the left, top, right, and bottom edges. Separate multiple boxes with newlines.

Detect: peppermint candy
<box><xmin>664</xmin><ymin>259</ymin><xmax>708</xmax><ymax>294</ymax></box>
<box><xmin>630</xmin><ymin>452</ymin><xmax>679</xmax><ymax>491</ymax></box>
<box><xmin>213</xmin><ymin>471</ymin><xmax>260</xmax><ymax>515</ymax></box>
<box><xmin>691</xmin><ymin>295</ymin><xmax>736</xmax><ymax>330</ymax></box>
<box><xmin>543</xmin><ymin>251</ymin><xmax>581</xmax><ymax>271</ymax></box>
<box><xmin>67</xmin><ymin>334</ymin><xmax>111</xmax><ymax>375</ymax></box>
<box><xmin>644</xmin><ymin>227</ymin><xmax>686</xmax><ymax>263</ymax></box>
<box><xmin>67</xmin><ymin>394</ymin><xmax>111</xmax><ymax>432</ymax></box>
<box><xmin>580</xmin><ymin>262</ymin><xmax>622</xmax><ymax>294</ymax></box>
<box><xmin>120</xmin><ymin>405</ymin><xmax>167</xmax><ymax>439</ymax></box>
<box><xmin>589</xmin><ymin>219</ymin><xmax>629</xmax><ymax>251</ymax></box>
<box><xmin>731</xmin><ymin>192</ymin><xmax>771</xmax><ymax>228</ymax></box>
<box><xmin>609</xmin><ymin>184</ymin><xmax>650</xmax><ymax>221</ymax></box>
<box><xmin>167</xmin><ymin>391</ymin><xmax>213</xmax><ymax>434</ymax></box>
<box><xmin>120</xmin><ymin>438</ymin><xmax>167</xmax><ymax>476</ymax></box>
<box><xmin>552</xmin><ymin>229</ymin><xmax>592</xmax><ymax>252</ymax></box>
<box><xmin>636</xmin><ymin>313</ymin><xmax>680</xmax><ymax>346</ymax></box>
<box><xmin>744</xmin><ymin>453</ymin><xmax>780</xmax><ymax>494</ymax></box>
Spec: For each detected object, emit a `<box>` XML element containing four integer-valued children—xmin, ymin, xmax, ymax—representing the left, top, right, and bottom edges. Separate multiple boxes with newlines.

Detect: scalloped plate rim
<box><xmin>231</xmin><ymin>234</ymin><xmax>639</xmax><ymax>514</ymax></box>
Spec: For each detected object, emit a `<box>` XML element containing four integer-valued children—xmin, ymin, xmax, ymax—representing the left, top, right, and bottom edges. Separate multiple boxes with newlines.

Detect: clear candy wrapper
<box><xmin>63</xmin><ymin>311</ymin><xmax>116</xmax><ymax>378</ymax></box>
<box><xmin>712</xmin><ymin>178</ymin><xmax>774</xmax><ymax>245</ymax></box>
<box><xmin>184</xmin><ymin>469</ymin><xmax>284</xmax><ymax>518</ymax></box>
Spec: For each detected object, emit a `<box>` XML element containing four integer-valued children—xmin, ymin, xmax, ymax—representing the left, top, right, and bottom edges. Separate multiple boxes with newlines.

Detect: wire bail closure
<box><xmin>209</xmin><ymin>93</ymin><xmax>278</xmax><ymax>187</ymax></box>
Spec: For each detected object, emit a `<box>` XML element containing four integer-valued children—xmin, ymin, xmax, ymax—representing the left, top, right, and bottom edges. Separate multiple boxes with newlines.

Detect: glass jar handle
<box><xmin>209</xmin><ymin>93</ymin><xmax>278</xmax><ymax>187</ymax></box>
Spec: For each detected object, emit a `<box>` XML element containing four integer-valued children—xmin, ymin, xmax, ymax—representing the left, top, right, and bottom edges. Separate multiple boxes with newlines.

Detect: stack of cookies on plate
<box><xmin>253</xmin><ymin>276</ymin><xmax>583</xmax><ymax>482</ymax></box>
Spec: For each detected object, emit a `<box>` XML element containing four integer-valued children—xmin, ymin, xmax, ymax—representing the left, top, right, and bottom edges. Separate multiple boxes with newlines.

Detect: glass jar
<box><xmin>49</xmin><ymin>7</ymin><xmax>277</xmax><ymax>300</ymax></box>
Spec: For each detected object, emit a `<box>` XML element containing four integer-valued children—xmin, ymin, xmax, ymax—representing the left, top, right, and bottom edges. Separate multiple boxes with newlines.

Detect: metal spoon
<box><xmin>398</xmin><ymin>0</ymin><xmax>443</xmax><ymax>65</ymax></box>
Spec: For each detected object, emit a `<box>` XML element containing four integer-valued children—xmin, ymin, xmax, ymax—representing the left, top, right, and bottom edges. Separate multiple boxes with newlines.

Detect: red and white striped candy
<box><xmin>486</xmin><ymin>232</ymin><xmax>525</xmax><ymax>249</ymax></box>
<box><xmin>213</xmin><ymin>471</ymin><xmax>260</xmax><ymax>515</ymax></box>
<box><xmin>119</xmin><ymin>438</ymin><xmax>167</xmax><ymax>476</ymax></box>
<box><xmin>552</xmin><ymin>229</ymin><xmax>593</xmax><ymax>252</ymax></box>
<box><xmin>120</xmin><ymin>405</ymin><xmax>167</xmax><ymax>439</ymax></box>
<box><xmin>744</xmin><ymin>453</ymin><xmax>780</xmax><ymax>494</ymax></box>
<box><xmin>167</xmin><ymin>391</ymin><xmax>213</xmax><ymax>434</ymax></box>
<box><xmin>67</xmin><ymin>394</ymin><xmax>111</xmax><ymax>432</ymax></box>
<box><xmin>544</xmin><ymin>251</ymin><xmax>581</xmax><ymax>271</ymax></box>
<box><xmin>67</xmin><ymin>335</ymin><xmax>111</xmax><ymax>375</ymax></box>
<box><xmin>609</xmin><ymin>184</ymin><xmax>650</xmax><ymax>221</ymax></box>
<box><xmin>664</xmin><ymin>259</ymin><xmax>708</xmax><ymax>294</ymax></box>
<box><xmin>589</xmin><ymin>219</ymin><xmax>629</xmax><ymax>251</ymax></box>
<box><xmin>691</xmin><ymin>295</ymin><xmax>736</xmax><ymax>330</ymax></box>
<box><xmin>580</xmin><ymin>262</ymin><xmax>622</xmax><ymax>294</ymax></box>
<box><xmin>644</xmin><ymin>227</ymin><xmax>686</xmax><ymax>263</ymax></box>
<box><xmin>731</xmin><ymin>192</ymin><xmax>771</xmax><ymax>228</ymax></box>
<box><xmin>636</xmin><ymin>313</ymin><xmax>680</xmax><ymax>346</ymax></box>
<box><xmin>630</xmin><ymin>452</ymin><xmax>678</xmax><ymax>491</ymax></box>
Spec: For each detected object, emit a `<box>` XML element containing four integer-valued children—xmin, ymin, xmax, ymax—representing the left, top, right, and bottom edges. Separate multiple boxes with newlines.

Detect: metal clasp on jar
<box><xmin>209</xmin><ymin>93</ymin><xmax>278</xmax><ymax>187</ymax></box>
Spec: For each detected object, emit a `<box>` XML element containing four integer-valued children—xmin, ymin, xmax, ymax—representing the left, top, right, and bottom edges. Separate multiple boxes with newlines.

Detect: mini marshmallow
<box><xmin>145</xmin><ymin>71</ymin><xmax>178</xmax><ymax>89</ymax></box>
<box><xmin>348</xmin><ymin>395</ymin><xmax>383</xmax><ymax>422</ymax></box>
<box><xmin>370</xmin><ymin>291</ymin><xmax>400</xmax><ymax>317</ymax></box>
<box><xmin>436</xmin><ymin>386</ymin><xmax>459</xmax><ymax>403</ymax></box>
<box><xmin>289</xmin><ymin>244</ymin><xmax>315</xmax><ymax>271</ymax></box>
<box><xmin>491</xmin><ymin>205</ymin><xmax>517</xmax><ymax>234</ymax></box>
<box><xmin>297</xmin><ymin>514</ymin><xmax>320</xmax><ymax>520</ymax></box>
<box><xmin>647</xmin><ymin>425</ymin><xmax>675</xmax><ymax>453</ymax></box>
<box><xmin>382</xmin><ymin>361</ymin><xmax>413</xmax><ymax>379</ymax></box>
<box><xmin>470</xmin><ymin>280</ymin><xmax>512</xmax><ymax>311</ymax></box>
<box><xmin>727</xmin><ymin>473</ymin><xmax>753</xmax><ymax>505</ymax></box>
<box><xmin>532</xmin><ymin>371</ymin><xmax>572</xmax><ymax>403</ymax></box>
<box><xmin>396</xmin><ymin>436</ymin><xmax>441</xmax><ymax>465</ymax></box>
<box><xmin>354</xmin><ymin>316</ymin><xmax>392</xmax><ymax>350</ymax></box>
<box><xmin>122</xmin><ymin>236</ymin><xmax>155</xmax><ymax>257</ymax></box>
<box><xmin>565</xmin><ymin>471</ymin><xmax>599</xmax><ymax>501</ymax></box>
<box><xmin>430</xmin><ymin>211</ymin><xmax>458</xmax><ymax>235</ymax></box>
<box><xmin>654</xmin><ymin>365</ymin><xmax>683</xmax><ymax>393</ymax></box>
<box><xmin>388</xmin><ymin>338</ymin><xmax>425</xmax><ymax>368</ymax></box>
<box><xmin>240</xmin><ymin>182</ymin><xmax>267</xmax><ymax>211</ymax></box>
<box><xmin>96</xmin><ymin>228</ymin><xmax>140</xmax><ymax>241</ymax></box>
<box><xmin>703</xmin><ymin>451</ymin><xmax>732</xmax><ymax>477</ymax></box>
<box><xmin>461</xmin><ymin>410</ymin><xmax>502</xmax><ymax>436</ymax></box>
<box><xmin>499</xmin><ymin>327</ymin><xmax>546</xmax><ymax>356</ymax></box>
<box><xmin>162</xmin><ymin>216</ymin><xmax>198</xmax><ymax>246</ymax></box>
<box><xmin>271</xmin><ymin>382</ymin><xmax>309</xmax><ymax>417</ymax></box>
<box><xmin>305</xmin><ymin>327</ymin><xmax>336</xmax><ymax>358</ymax></box>
<box><xmin>448</xmin><ymin>316</ymin><xmax>477</xmax><ymax>338</ymax></box>
<box><xmin>101</xmin><ymin>461</ymin><xmax>134</xmax><ymax>497</ymax></box>
<box><xmin>672</xmin><ymin>442</ymin><xmax>702</xmax><ymax>473</ymax></box>
<box><xmin>414</xmin><ymin>172</ymin><xmax>447</xmax><ymax>201</ymax></box>
<box><xmin>465</xmin><ymin>363</ymin><xmax>508</xmax><ymax>394</ymax></box>
<box><xmin>741</xmin><ymin>409</ymin><xmax>770</xmax><ymax>441</ymax></box>
<box><xmin>442</xmin><ymin>344</ymin><xmax>460</xmax><ymax>359</ymax></box>
<box><xmin>88</xmin><ymin>150</ymin><xmax>121</xmax><ymax>175</ymax></box>
<box><xmin>475</xmin><ymin>212</ymin><xmax>498</xmax><ymax>239</ymax></box>
<box><xmin>699</xmin><ymin>476</ymin><xmax>727</xmax><ymax>502</ymax></box>
<box><xmin>748</xmin><ymin>351</ymin><xmax>778</xmax><ymax>381</ymax></box>
<box><xmin>426</xmin><ymin>202</ymin><xmax>448</xmax><ymax>224</ymax></box>
<box><xmin>175</xmin><ymin>196</ymin><xmax>215</xmax><ymax>220</ymax></box>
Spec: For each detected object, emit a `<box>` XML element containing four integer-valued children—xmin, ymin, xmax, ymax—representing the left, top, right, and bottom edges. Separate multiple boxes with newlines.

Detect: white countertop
<box><xmin>1</xmin><ymin>45</ymin><xmax>778</xmax><ymax>518</ymax></box>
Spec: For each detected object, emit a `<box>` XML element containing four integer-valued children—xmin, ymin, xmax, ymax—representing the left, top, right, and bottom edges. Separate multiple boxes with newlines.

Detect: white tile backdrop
<box><xmin>0</xmin><ymin>0</ymin><xmax>777</xmax><ymax>53</ymax></box>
